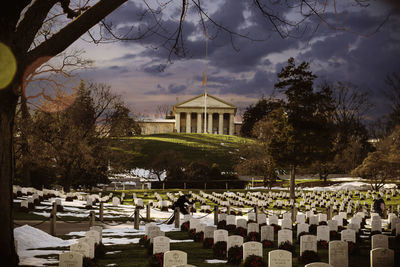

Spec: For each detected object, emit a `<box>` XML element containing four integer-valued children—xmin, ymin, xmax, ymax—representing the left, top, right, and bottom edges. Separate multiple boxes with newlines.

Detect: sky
<box><xmin>64</xmin><ymin>0</ymin><xmax>400</xmax><ymax>120</ymax></box>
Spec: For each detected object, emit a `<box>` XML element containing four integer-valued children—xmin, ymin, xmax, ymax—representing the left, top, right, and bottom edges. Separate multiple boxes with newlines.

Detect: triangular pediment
<box><xmin>175</xmin><ymin>93</ymin><xmax>236</xmax><ymax>109</ymax></box>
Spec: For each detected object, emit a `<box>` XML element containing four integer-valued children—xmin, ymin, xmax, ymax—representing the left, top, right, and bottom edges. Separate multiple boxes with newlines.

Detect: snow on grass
<box><xmin>206</xmin><ymin>259</ymin><xmax>228</xmax><ymax>263</ymax></box>
<box><xmin>14</xmin><ymin>225</ymin><xmax>76</xmax><ymax>266</ymax></box>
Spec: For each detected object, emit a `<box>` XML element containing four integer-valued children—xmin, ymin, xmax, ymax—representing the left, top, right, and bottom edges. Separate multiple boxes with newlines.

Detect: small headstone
<box><xmin>297</xmin><ymin>223</ymin><xmax>309</xmax><ymax>237</ymax></box>
<box><xmin>278</xmin><ymin>229</ymin><xmax>292</xmax><ymax>245</ymax></box>
<box><xmin>282</xmin><ymin>219</ymin><xmax>292</xmax><ymax>230</ymax></box>
<box><xmin>189</xmin><ymin>218</ymin><xmax>199</xmax><ymax>230</ymax></box>
<box><xmin>340</xmin><ymin>229</ymin><xmax>356</xmax><ymax>243</ymax></box>
<box><xmin>146</xmin><ymin>224</ymin><xmax>159</xmax><ymax>236</ymax></box>
<box><xmin>257</xmin><ymin>214</ymin><xmax>267</xmax><ymax>225</ymax></box>
<box><xmin>195</xmin><ymin>223</ymin><xmax>206</xmax><ymax>233</ymax></box>
<box><xmin>329</xmin><ymin>240</ymin><xmax>348</xmax><ymax>267</ymax></box>
<box><xmin>153</xmin><ymin>236</ymin><xmax>170</xmax><ymax>254</ymax></box>
<box><xmin>70</xmin><ymin>242</ymin><xmax>90</xmax><ymax>259</ymax></box>
<box><xmin>218</xmin><ymin>213</ymin><xmax>227</xmax><ymax>222</ymax></box>
<box><xmin>309</xmin><ymin>215</ymin><xmax>318</xmax><ymax>225</ymax></box>
<box><xmin>89</xmin><ymin>226</ymin><xmax>102</xmax><ymax>243</ymax></box>
<box><xmin>268</xmin><ymin>249</ymin><xmax>292</xmax><ymax>267</ymax></box>
<box><xmin>371</xmin><ymin>234</ymin><xmax>388</xmax><ymax>249</ymax></box>
<box><xmin>327</xmin><ymin>220</ymin><xmax>338</xmax><ymax>232</ymax></box>
<box><xmin>112</xmin><ymin>197</ymin><xmax>120</xmax><ymax>206</ymax></box>
<box><xmin>243</xmin><ymin>241</ymin><xmax>263</xmax><ymax>259</ymax></box>
<box><xmin>261</xmin><ymin>225</ymin><xmax>274</xmax><ymax>241</ymax></box>
<box><xmin>300</xmin><ymin>235</ymin><xmax>317</xmax><ymax>256</ymax></box>
<box><xmin>59</xmin><ymin>251</ymin><xmax>83</xmax><ymax>267</ymax></box>
<box><xmin>77</xmin><ymin>237</ymin><xmax>95</xmax><ymax>259</ymax></box>
<box><xmin>214</xmin><ymin>229</ymin><xmax>228</xmax><ymax>243</ymax></box>
<box><xmin>283</xmin><ymin>213</ymin><xmax>291</xmax><ymax>221</ymax></box>
<box><xmin>204</xmin><ymin>226</ymin><xmax>216</xmax><ymax>239</ymax></box>
<box><xmin>370</xmin><ymin>248</ymin><xmax>394</xmax><ymax>267</ymax></box>
<box><xmin>269</xmin><ymin>215</ymin><xmax>279</xmax><ymax>225</ymax></box>
<box><xmin>226</xmin><ymin>215</ymin><xmax>236</xmax><ymax>226</ymax></box>
<box><xmin>317</xmin><ymin>226</ymin><xmax>330</xmax><ymax>242</ymax></box>
<box><xmin>227</xmin><ymin>235</ymin><xmax>243</xmax><ymax>250</ymax></box>
<box><xmin>318</xmin><ymin>214</ymin><xmax>328</xmax><ymax>223</ymax></box>
<box><xmin>296</xmin><ymin>214</ymin><xmax>306</xmax><ymax>224</ymax></box>
<box><xmin>248</xmin><ymin>223</ymin><xmax>259</xmax><ymax>233</ymax></box>
<box><xmin>237</xmin><ymin>218</ymin><xmax>247</xmax><ymax>229</ymax></box>
<box><xmin>148</xmin><ymin>229</ymin><xmax>165</xmax><ymax>244</ymax></box>
<box><xmin>85</xmin><ymin>230</ymin><xmax>101</xmax><ymax>244</ymax></box>
<box><xmin>163</xmin><ymin>250</ymin><xmax>187</xmax><ymax>267</ymax></box>
<box><xmin>248</xmin><ymin>212</ymin><xmax>256</xmax><ymax>222</ymax></box>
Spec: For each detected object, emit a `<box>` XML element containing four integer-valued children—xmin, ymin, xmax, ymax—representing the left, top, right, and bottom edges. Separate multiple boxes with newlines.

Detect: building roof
<box><xmin>174</xmin><ymin>93</ymin><xmax>237</xmax><ymax>111</ymax></box>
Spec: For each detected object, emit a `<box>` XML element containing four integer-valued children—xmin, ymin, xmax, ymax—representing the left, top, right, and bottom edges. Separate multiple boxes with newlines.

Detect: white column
<box><xmin>208</xmin><ymin>113</ymin><xmax>213</xmax><ymax>134</ymax></box>
<box><xmin>218</xmin><ymin>113</ymin><xmax>224</xmax><ymax>135</ymax></box>
<box><xmin>186</xmin><ymin>112</ymin><xmax>191</xmax><ymax>133</ymax></box>
<box><xmin>229</xmin><ymin>114</ymin><xmax>234</xmax><ymax>135</ymax></box>
<box><xmin>175</xmin><ymin>112</ymin><xmax>180</xmax><ymax>133</ymax></box>
<box><xmin>197</xmin><ymin>113</ymin><xmax>202</xmax><ymax>133</ymax></box>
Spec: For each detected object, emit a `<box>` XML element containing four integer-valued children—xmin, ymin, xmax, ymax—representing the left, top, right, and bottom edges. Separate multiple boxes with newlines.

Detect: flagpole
<box><xmin>203</xmin><ymin>26</ymin><xmax>208</xmax><ymax>134</ymax></box>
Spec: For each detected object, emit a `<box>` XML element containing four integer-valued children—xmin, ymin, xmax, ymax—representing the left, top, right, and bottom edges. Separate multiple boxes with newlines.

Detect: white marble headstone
<box><xmin>329</xmin><ymin>240</ymin><xmax>348</xmax><ymax>267</ymax></box>
<box><xmin>153</xmin><ymin>236</ymin><xmax>170</xmax><ymax>254</ymax></box>
<box><xmin>59</xmin><ymin>251</ymin><xmax>83</xmax><ymax>267</ymax></box>
<box><xmin>243</xmin><ymin>241</ymin><xmax>263</xmax><ymax>259</ymax></box>
<box><xmin>164</xmin><ymin>250</ymin><xmax>187</xmax><ymax>267</ymax></box>
<box><xmin>268</xmin><ymin>249</ymin><xmax>292</xmax><ymax>267</ymax></box>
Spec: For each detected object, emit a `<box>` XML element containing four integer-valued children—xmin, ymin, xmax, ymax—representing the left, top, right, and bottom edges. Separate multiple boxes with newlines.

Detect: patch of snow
<box><xmin>206</xmin><ymin>259</ymin><xmax>228</xmax><ymax>264</ymax></box>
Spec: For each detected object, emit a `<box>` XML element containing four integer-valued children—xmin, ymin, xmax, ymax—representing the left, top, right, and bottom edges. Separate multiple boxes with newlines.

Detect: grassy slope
<box><xmin>109</xmin><ymin>133</ymin><xmax>253</xmax><ymax>171</ymax></box>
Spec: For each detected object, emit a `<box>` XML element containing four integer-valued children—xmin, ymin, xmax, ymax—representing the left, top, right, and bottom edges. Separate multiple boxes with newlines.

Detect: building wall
<box><xmin>139</xmin><ymin>122</ymin><xmax>175</xmax><ymax>135</ymax></box>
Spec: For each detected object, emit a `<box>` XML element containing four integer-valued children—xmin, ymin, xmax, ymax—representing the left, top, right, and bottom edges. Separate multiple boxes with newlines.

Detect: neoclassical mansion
<box><xmin>139</xmin><ymin>93</ymin><xmax>242</xmax><ymax>136</ymax></box>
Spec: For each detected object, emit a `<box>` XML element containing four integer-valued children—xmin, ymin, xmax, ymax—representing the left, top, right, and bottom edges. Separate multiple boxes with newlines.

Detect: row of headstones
<box><xmin>196</xmin><ymin>226</ymin><xmax>395</xmax><ymax>267</ymax></box>
<box><xmin>59</xmin><ymin>226</ymin><xmax>103</xmax><ymax>267</ymax></box>
<box><xmin>198</xmin><ymin>189</ymin><xmax>400</xmax><ymax>214</ymax></box>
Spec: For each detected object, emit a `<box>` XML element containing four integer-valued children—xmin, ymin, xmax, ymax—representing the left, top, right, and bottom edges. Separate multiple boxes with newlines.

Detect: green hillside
<box><xmin>109</xmin><ymin>133</ymin><xmax>253</xmax><ymax>171</ymax></box>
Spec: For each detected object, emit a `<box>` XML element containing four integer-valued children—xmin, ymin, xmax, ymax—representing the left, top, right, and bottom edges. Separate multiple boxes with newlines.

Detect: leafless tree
<box><xmin>0</xmin><ymin>1</ymin><xmax>392</xmax><ymax>264</ymax></box>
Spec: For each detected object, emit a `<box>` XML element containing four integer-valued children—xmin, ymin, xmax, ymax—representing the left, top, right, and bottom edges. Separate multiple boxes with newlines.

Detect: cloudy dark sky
<box><xmin>69</xmin><ymin>0</ymin><xmax>400</xmax><ymax>119</ymax></box>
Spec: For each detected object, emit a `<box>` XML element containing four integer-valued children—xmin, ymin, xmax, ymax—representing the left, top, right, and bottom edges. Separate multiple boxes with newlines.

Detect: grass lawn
<box><xmin>109</xmin><ymin>133</ymin><xmax>252</xmax><ymax>171</ymax></box>
<box><xmin>81</xmin><ymin>230</ymin><xmax>376</xmax><ymax>267</ymax></box>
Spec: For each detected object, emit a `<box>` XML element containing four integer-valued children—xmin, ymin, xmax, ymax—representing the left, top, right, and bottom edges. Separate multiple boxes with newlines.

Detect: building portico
<box><xmin>173</xmin><ymin>93</ymin><xmax>237</xmax><ymax>135</ymax></box>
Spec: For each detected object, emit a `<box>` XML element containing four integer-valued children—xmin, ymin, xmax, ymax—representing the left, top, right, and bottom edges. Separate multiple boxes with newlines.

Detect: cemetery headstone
<box><xmin>300</xmin><ymin>235</ymin><xmax>317</xmax><ymax>256</ymax></box>
<box><xmin>163</xmin><ymin>250</ymin><xmax>187</xmax><ymax>267</ymax></box>
<box><xmin>59</xmin><ymin>252</ymin><xmax>83</xmax><ymax>267</ymax></box>
<box><xmin>340</xmin><ymin>229</ymin><xmax>356</xmax><ymax>243</ymax></box>
<box><xmin>153</xmin><ymin>236</ymin><xmax>170</xmax><ymax>254</ymax></box>
<box><xmin>248</xmin><ymin>223</ymin><xmax>259</xmax><ymax>233</ymax></box>
<box><xmin>329</xmin><ymin>240</ymin><xmax>348</xmax><ymax>267</ymax></box>
<box><xmin>371</xmin><ymin>234</ymin><xmax>388</xmax><ymax>249</ymax></box>
<box><xmin>204</xmin><ymin>226</ymin><xmax>216</xmax><ymax>239</ymax></box>
<box><xmin>77</xmin><ymin>237</ymin><xmax>95</xmax><ymax>259</ymax></box>
<box><xmin>268</xmin><ymin>249</ymin><xmax>292</xmax><ymax>267</ymax></box>
<box><xmin>243</xmin><ymin>241</ymin><xmax>263</xmax><ymax>259</ymax></box>
<box><xmin>370</xmin><ymin>248</ymin><xmax>394</xmax><ymax>267</ymax></box>
<box><xmin>261</xmin><ymin>225</ymin><xmax>274</xmax><ymax>241</ymax></box>
<box><xmin>317</xmin><ymin>226</ymin><xmax>330</xmax><ymax>242</ymax></box>
<box><xmin>278</xmin><ymin>229</ymin><xmax>293</xmax><ymax>245</ymax></box>
<box><xmin>228</xmin><ymin>235</ymin><xmax>243</xmax><ymax>250</ymax></box>
<box><xmin>214</xmin><ymin>229</ymin><xmax>228</xmax><ymax>243</ymax></box>
<box><xmin>70</xmin><ymin>242</ymin><xmax>90</xmax><ymax>259</ymax></box>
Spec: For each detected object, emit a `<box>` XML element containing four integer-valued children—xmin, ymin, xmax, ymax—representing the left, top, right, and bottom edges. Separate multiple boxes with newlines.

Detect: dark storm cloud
<box><xmin>93</xmin><ymin>1</ymin><xmax>400</xmax><ymax>118</ymax></box>
<box><xmin>145</xmin><ymin>83</ymin><xmax>187</xmax><ymax>95</ymax></box>
<box><xmin>142</xmin><ymin>63</ymin><xmax>172</xmax><ymax>77</ymax></box>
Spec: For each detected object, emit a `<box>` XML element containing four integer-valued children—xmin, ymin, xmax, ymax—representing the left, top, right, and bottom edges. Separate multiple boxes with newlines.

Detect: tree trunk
<box><xmin>20</xmin><ymin>95</ymin><xmax>31</xmax><ymax>186</ymax></box>
<box><xmin>290</xmin><ymin>164</ymin><xmax>296</xmax><ymax>201</ymax></box>
<box><xmin>0</xmin><ymin>86</ymin><xmax>19</xmax><ymax>266</ymax></box>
